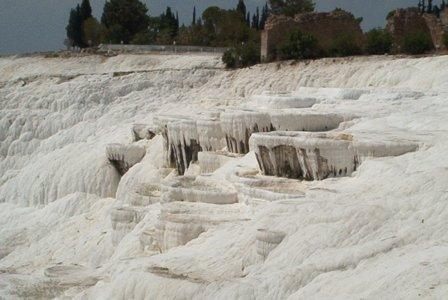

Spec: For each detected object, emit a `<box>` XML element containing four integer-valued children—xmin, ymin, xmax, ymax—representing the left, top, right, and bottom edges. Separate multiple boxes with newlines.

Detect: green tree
<box><xmin>402</xmin><ymin>31</ymin><xmax>434</xmax><ymax>54</ymax></box>
<box><xmin>365</xmin><ymin>28</ymin><xmax>393</xmax><ymax>55</ymax></box>
<box><xmin>66</xmin><ymin>5</ymin><xmax>85</xmax><ymax>48</ymax></box>
<box><xmin>427</xmin><ymin>0</ymin><xmax>433</xmax><ymax>13</ymax></box>
<box><xmin>192</xmin><ymin>6</ymin><xmax>197</xmax><ymax>26</ymax></box>
<box><xmin>329</xmin><ymin>33</ymin><xmax>362</xmax><ymax>57</ymax></box>
<box><xmin>252</xmin><ymin>8</ymin><xmax>260</xmax><ymax>29</ymax></box>
<box><xmin>83</xmin><ymin>17</ymin><xmax>104</xmax><ymax>46</ymax></box>
<box><xmin>277</xmin><ymin>29</ymin><xmax>319</xmax><ymax>59</ymax></box>
<box><xmin>236</xmin><ymin>0</ymin><xmax>247</xmax><ymax>18</ymax></box>
<box><xmin>101</xmin><ymin>0</ymin><xmax>150</xmax><ymax>44</ymax></box>
<box><xmin>202</xmin><ymin>7</ymin><xmax>251</xmax><ymax>46</ymax></box>
<box><xmin>269</xmin><ymin>0</ymin><xmax>315</xmax><ymax>17</ymax></box>
<box><xmin>222</xmin><ymin>42</ymin><xmax>260</xmax><ymax>68</ymax></box>
<box><xmin>260</xmin><ymin>3</ymin><xmax>269</xmax><ymax>29</ymax></box>
<box><xmin>80</xmin><ymin>0</ymin><xmax>93</xmax><ymax>21</ymax></box>
<box><xmin>443</xmin><ymin>32</ymin><xmax>448</xmax><ymax>48</ymax></box>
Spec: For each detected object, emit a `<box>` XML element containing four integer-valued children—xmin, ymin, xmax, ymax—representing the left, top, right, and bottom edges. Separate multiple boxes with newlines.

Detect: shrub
<box><xmin>222</xmin><ymin>43</ymin><xmax>260</xmax><ymax>69</ymax></box>
<box><xmin>131</xmin><ymin>30</ymin><xmax>152</xmax><ymax>45</ymax></box>
<box><xmin>329</xmin><ymin>33</ymin><xmax>362</xmax><ymax>57</ymax></box>
<box><xmin>402</xmin><ymin>31</ymin><xmax>434</xmax><ymax>54</ymax></box>
<box><xmin>277</xmin><ymin>29</ymin><xmax>319</xmax><ymax>60</ymax></box>
<box><xmin>222</xmin><ymin>49</ymin><xmax>237</xmax><ymax>68</ymax></box>
<box><xmin>443</xmin><ymin>32</ymin><xmax>448</xmax><ymax>48</ymax></box>
<box><xmin>365</xmin><ymin>28</ymin><xmax>393</xmax><ymax>55</ymax></box>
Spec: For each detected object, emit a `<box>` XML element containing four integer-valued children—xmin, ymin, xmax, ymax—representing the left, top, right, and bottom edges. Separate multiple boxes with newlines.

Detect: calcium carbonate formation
<box><xmin>256</xmin><ymin>229</ymin><xmax>286</xmax><ymax>259</ymax></box>
<box><xmin>196</xmin><ymin>118</ymin><xmax>225</xmax><ymax>151</ymax></box>
<box><xmin>161</xmin><ymin>175</ymin><xmax>238</xmax><ymax>205</ymax></box>
<box><xmin>269</xmin><ymin>111</ymin><xmax>346</xmax><ymax>132</ymax></box>
<box><xmin>132</xmin><ymin>124</ymin><xmax>156</xmax><ymax>142</ymax></box>
<box><xmin>250</xmin><ymin>91</ymin><xmax>317</xmax><ymax>109</ymax></box>
<box><xmin>153</xmin><ymin>115</ymin><xmax>192</xmax><ymax>169</ymax></box>
<box><xmin>110</xmin><ymin>206</ymin><xmax>140</xmax><ymax>246</ymax></box>
<box><xmin>220</xmin><ymin>109</ymin><xmax>273</xmax><ymax>154</ymax></box>
<box><xmin>229</xmin><ymin>167</ymin><xmax>306</xmax><ymax>206</ymax></box>
<box><xmin>154</xmin><ymin>202</ymin><xmax>244</xmax><ymax>252</ymax></box>
<box><xmin>127</xmin><ymin>183</ymin><xmax>162</xmax><ymax>207</ymax></box>
<box><xmin>167</xmin><ymin>119</ymin><xmax>201</xmax><ymax>175</ymax></box>
<box><xmin>250</xmin><ymin>131</ymin><xmax>418</xmax><ymax>180</ymax></box>
<box><xmin>106</xmin><ymin>143</ymin><xmax>146</xmax><ymax>175</ymax></box>
<box><xmin>198</xmin><ymin>151</ymin><xmax>242</xmax><ymax>174</ymax></box>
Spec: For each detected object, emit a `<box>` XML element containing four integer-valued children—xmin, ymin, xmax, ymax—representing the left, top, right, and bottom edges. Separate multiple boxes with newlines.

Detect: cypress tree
<box><xmin>66</xmin><ymin>4</ymin><xmax>84</xmax><ymax>48</ymax></box>
<box><xmin>434</xmin><ymin>5</ymin><xmax>441</xmax><ymax>17</ymax></box>
<box><xmin>192</xmin><ymin>6</ymin><xmax>196</xmax><ymax>26</ymax></box>
<box><xmin>237</xmin><ymin>0</ymin><xmax>247</xmax><ymax>18</ymax></box>
<box><xmin>246</xmin><ymin>12</ymin><xmax>251</xmax><ymax>27</ymax></box>
<box><xmin>260</xmin><ymin>3</ymin><xmax>269</xmax><ymax>30</ymax></box>
<box><xmin>427</xmin><ymin>0</ymin><xmax>433</xmax><ymax>13</ymax></box>
<box><xmin>80</xmin><ymin>0</ymin><xmax>93</xmax><ymax>21</ymax></box>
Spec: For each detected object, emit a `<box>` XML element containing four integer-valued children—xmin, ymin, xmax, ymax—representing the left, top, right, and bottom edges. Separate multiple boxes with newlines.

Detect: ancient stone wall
<box><xmin>386</xmin><ymin>7</ymin><xmax>446</xmax><ymax>52</ymax></box>
<box><xmin>261</xmin><ymin>9</ymin><xmax>364</xmax><ymax>62</ymax></box>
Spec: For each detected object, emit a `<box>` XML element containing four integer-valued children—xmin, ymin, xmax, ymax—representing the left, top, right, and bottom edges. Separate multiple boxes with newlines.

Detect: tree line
<box><xmin>417</xmin><ymin>0</ymin><xmax>447</xmax><ymax>17</ymax></box>
<box><xmin>65</xmin><ymin>0</ymin><xmax>271</xmax><ymax>49</ymax></box>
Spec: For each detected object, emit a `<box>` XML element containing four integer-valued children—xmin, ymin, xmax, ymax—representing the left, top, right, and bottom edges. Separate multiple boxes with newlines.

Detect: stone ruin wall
<box><xmin>386</xmin><ymin>7</ymin><xmax>447</xmax><ymax>52</ymax></box>
<box><xmin>262</xmin><ymin>7</ymin><xmax>448</xmax><ymax>61</ymax></box>
<box><xmin>261</xmin><ymin>10</ymin><xmax>364</xmax><ymax>62</ymax></box>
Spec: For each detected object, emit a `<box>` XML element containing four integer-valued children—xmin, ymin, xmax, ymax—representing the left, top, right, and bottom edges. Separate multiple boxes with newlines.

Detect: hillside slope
<box><xmin>0</xmin><ymin>53</ymin><xmax>447</xmax><ymax>299</ymax></box>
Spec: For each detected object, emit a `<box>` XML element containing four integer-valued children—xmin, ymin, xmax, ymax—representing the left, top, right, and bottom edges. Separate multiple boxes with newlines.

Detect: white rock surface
<box><xmin>250</xmin><ymin>91</ymin><xmax>317</xmax><ymax>109</ymax></box>
<box><xmin>221</xmin><ymin>109</ymin><xmax>272</xmax><ymax>154</ymax></box>
<box><xmin>1</xmin><ymin>53</ymin><xmax>448</xmax><ymax>299</ymax></box>
<box><xmin>250</xmin><ymin>131</ymin><xmax>418</xmax><ymax>180</ymax></box>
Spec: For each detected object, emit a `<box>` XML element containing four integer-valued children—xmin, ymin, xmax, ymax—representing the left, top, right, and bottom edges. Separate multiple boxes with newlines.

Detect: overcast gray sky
<box><xmin>0</xmin><ymin>0</ymin><xmax>420</xmax><ymax>55</ymax></box>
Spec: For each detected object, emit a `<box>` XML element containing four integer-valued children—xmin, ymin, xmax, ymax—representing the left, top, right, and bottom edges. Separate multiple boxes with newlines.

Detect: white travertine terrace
<box><xmin>250</xmin><ymin>91</ymin><xmax>317</xmax><ymax>109</ymax></box>
<box><xmin>2</xmin><ymin>53</ymin><xmax>448</xmax><ymax>299</ymax></box>
<box><xmin>139</xmin><ymin>228</ymin><xmax>155</xmax><ymax>251</ymax></box>
<box><xmin>44</xmin><ymin>265</ymin><xmax>100</xmax><ymax>287</ymax></box>
<box><xmin>127</xmin><ymin>183</ymin><xmax>162</xmax><ymax>207</ymax></box>
<box><xmin>250</xmin><ymin>131</ymin><xmax>418</xmax><ymax>180</ymax></box>
<box><xmin>229</xmin><ymin>168</ymin><xmax>306</xmax><ymax>206</ymax></box>
<box><xmin>256</xmin><ymin>229</ymin><xmax>286</xmax><ymax>259</ymax></box>
<box><xmin>155</xmin><ymin>202</ymin><xmax>245</xmax><ymax>251</ymax></box>
<box><xmin>161</xmin><ymin>175</ymin><xmax>238</xmax><ymax>205</ymax></box>
<box><xmin>270</xmin><ymin>110</ymin><xmax>346</xmax><ymax>132</ymax></box>
<box><xmin>132</xmin><ymin>124</ymin><xmax>156</xmax><ymax>142</ymax></box>
<box><xmin>198</xmin><ymin>151</ymin><xmax>242</xmax><ymax>174</ymax></box>
<box><xmin>196</xmin><ymin>118</ymin><xmax>226</xmax><ymax>152</ymax></box>
<box><xmin>153</xmin><ymin>115</ymin><xmax>192</xmax><ymax>169</ymax></box>
<box><xmin>106</xmin><ymin>143</ymin><xmax>146</xmax><ymax>175</ymax></box>
<box><xmin>167</xmin><ymin>119</ymin><xmax>201</xmax><ymax>175</ymax></box>
<box><xmin>221</xmin><ymin>109</ymin><xmax>272</xmax><ymax>154</ymax></box>
<box><xmin>110</xmin><ymin>206</ymin><xmax>139</xmax><ymax>246</ymax></box>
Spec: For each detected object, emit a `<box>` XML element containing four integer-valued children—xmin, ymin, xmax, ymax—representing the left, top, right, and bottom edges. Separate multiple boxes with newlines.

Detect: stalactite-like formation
<box><xmin>167</xmin><ymin>119</ymin><xmax>202</xmax><ymax>175</ymax></box>
<box><xmin>250</xmin><ymin>131</ymin><xmax>418</xmax><ymax>180</ymax></box>
<box><xmin>154</xmin><ymin>115</ymin><xmax>192</xmax><ymax>169</ymax></box>
<box><xmin>197</xmin><ymin>118</ymin><xmax>226</xmax><ymax>152</ymax></box>
<box><xmin>106</xmin><ymin>143</ymin><xmax>146</xmax><ymax>175</ymax></box>
<box><xmin>221</xmin><ymin>110</ymin><xmax>272</xmax><ymax>154</ymax></box>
